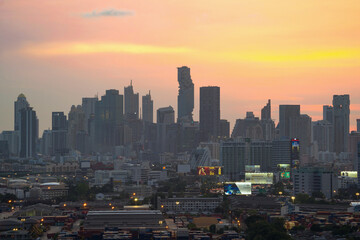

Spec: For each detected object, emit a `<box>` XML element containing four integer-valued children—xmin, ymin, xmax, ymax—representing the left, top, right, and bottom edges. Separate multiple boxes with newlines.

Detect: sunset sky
<box><xmin>0</xmin><ymin>0</ymin><xmax>360</xmax><ymax>132</ymax></box>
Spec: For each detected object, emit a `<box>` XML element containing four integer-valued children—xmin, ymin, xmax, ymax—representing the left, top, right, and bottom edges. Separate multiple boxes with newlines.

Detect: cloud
<box><xmin>82</xmin><ymin>9</ymin><xmax>133</xmax><ymax>18</ymax></box>
<box><xmin>21</xmin><ymin>42</ymin><xmax>191</xmax><ymax>56</ymax></box>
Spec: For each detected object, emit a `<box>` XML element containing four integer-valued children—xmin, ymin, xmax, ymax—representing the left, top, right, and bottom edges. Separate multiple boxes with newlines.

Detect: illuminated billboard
<box><xmin>197</xmin><ymin>166</ymin><xmax>222</xmax><ymax>176</ymax></box>
<box><xmin>245</xmin><ymin>173</ymin><xmax>273</xmax><ymax>184</ymax></box>
<box><xmin>280</xmin><ymin>172</ymin><xmax>291</xmax><ymax>179</ymax></box>
<box><xmin>340</xmin><ymin>171</ymin><xmax>357</xmax><ymax>178</ymax></box>
<box><xmin>224</xmin><ymin>182</ymin><xmax>252</xmax><ymax>195</ymax></box>
<box><xmin>277</xmin><ymin>164</ymin><xmax>290</xmax><ymax>172</ymax></box>
<box><xmin>291</xmin><ymin>138</ymin><xmax>300</xmax><ymax>168</ymax></box>
<box><xmin>245</xmin><ymin>165</ymin><xmax>261</xmax><ymax>173</ymax></box>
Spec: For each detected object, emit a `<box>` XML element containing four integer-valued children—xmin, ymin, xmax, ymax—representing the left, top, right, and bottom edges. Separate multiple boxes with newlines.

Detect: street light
<box><xmin>356</xmin><ymin>192</ymin><xmax>359</xmax><ymax>200</ymax></box>
<box><xmin>291</xmin><ymin>196</ymin><xmax>295</xmax><ymax>203</ymax></box>
<box><xmin>279</xmin><ymin>192</ymin><xmax>283</xmax><ymax>196</ymax></box>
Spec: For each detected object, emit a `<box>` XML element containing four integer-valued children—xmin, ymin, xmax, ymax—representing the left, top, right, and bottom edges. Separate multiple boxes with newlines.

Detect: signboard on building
<box><xmin>280</xmin><ymin>172</ymin><xmax>291</xmax><ymax>179</ymax></box>
<box><xmin>245</xmin><ymin>173</ymin><xmax>273</xmax><ymax>184</ymax></box>
<box><xmin>291</xmin><ymin>138</ymin><xmax>300</xmax><ymax>169</ymax></box>
<box><xmin>245</xmin><ymin>165</ymin><xmax>261</xmax><ymax>173</ymax></box>
<box><xmin>197</xmin><ymin>166</ymin><xmax>222</xmax><ymax>176</ymax></box>
<box><xmin>340</xmin><ymin>171</ymin><xmax>357</xmax><ymax>178</ymax></box>
<box><xmin>224</xmin><ymin>182</ymin><xmax>252</xmax><ymax>195</ymax></box>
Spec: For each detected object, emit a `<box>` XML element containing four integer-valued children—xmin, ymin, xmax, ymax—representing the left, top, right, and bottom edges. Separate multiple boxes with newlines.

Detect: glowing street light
<box><xmin>291</xmin><ymin>196</ymin><xmax>295</xmax><ymax>203</ymax></box>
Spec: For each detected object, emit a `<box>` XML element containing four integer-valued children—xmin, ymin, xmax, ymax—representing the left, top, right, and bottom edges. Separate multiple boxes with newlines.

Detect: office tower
<box><xmin>349</xmin><ymin>132</ymin><xmax>360</xmax><ymax>169</ymax></box>
<box><xmin>290</xmin><ymin>114</ymin><xmax>312</xmax><ymax>155</ymax></box>
<box><xmin>200</xmin><ymin>86</ymin><xmax>220</xmax><ymax>141</ymax></box>
<box><xmin>261</xmin><ymin>99</ymin><xmax>271</xmax><ymax>120</ymax></box>
<box><xmin>0</xmin><ymin>131</ymin><xmax>20</xmax><ymax>156</ymax></box>
<box><xmin>82</xmin><ymin>97</ymin><xmax>98</xmax><ymax>133</ymax></box>
<box><xmin>124</xmin><ymin>81</ymin><xmax>139</xmax><ymax>120</ymax></box>
<box><xmin>357</xmin><ymin>119</ymin><xmax>360</xmax><ymax>132</ymax></box>
<box><xmin>14</xmin><ymin>93</ymin><xmax>30</xmax><ymax>131</ymax></box>
<box><xmin>95</xmin><ymin>89</ymin><xmax>124</xmax><ymax>151</ymax></box>
<box><xmin>271</xmin><ymin>138</ymin><xmax>291</xmax><ymax>170</ymax></box>
<box><xmin>232</xmin><ymin>112</ymin><xmax>263</xmax><ymax>140</ymax></box>
<box><xmin>323</xmin><ymin>105</ymin><xmax>334</xmax><ymax>124</ymax></box>
<box><xmin>52</xmin><ymin>112</ymin><xmax>68</xmax><ymax>155</ymax></box>
<box><xmin>19</xmin><ymin>107</ymin><xmax>37</xmax><ymax>158</ymax></box>
<box><xmin>219</xmin><ymin>119</ymin><xmax>230</xmax><ymax>139</ymax></box>
<box><xmin>157</xmin><ymin>106</ymin><xmax>175</xmax><ymax>124</ymax></box>
<box><xmin>177</xmin><ymin>66</ymin><xmax>194</xmax><ymax>122</ymax></box>
<box><xmin>221</xmin><ymin>139</ymin><xmax>272</xmax><ymax>181</ymax></box>
<box><xmin>0</xmin><ymin>141</ymin><xmax>9</xmax><ymax>159</ymax></box>
<box><xmin>333</xmin><ymin>95</ymin><xmax>350</xmax><ymax>153</ymax></box>
<box><xmin>178</xmin><ymin>121</ymin><xmax>200</xmax><ymax>153</ymax></box>
<box><xmin>312</xmin><ymin>120</ymin><xmax>334</xmax><ymax>152</ymax></box>
<box><xmin>279</xmin><ymin>105</ymin><xmax>300</xmax><ymax>138</ymax></box>
<box><xmin>68</xmin><ymin>105</ymin><xmax>86</xmax><ymax>151</ymax></box>
<box><xmin>40</xmin><ymin>130</ymin><xmax>52</xmax><ymax>156</ymax></box>
<box><xmin>142</xmin><ymin>91</ymin><xmax>153</xmax><ymax>123</ymax></box>
<box><xmin>293</xmin><ymin>167</ymin><xmax>337</xmax><ymax>199</ymax></box>
<box><xmin>156</xmin><ymin>106</ymin><xmax>175</xmax><ymax>153</ymax></box>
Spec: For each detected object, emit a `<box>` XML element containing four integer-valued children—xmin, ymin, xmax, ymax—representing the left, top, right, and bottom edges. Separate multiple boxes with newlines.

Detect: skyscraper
<box><xmin>19</xmin><ymin>107</ymin><xmax>37</xmax><ymax>158</ymax></box>
<box><xmin>261</xmin><ymin>99</ymin><xmax>271</xmax><ymax>120</ymax></box>
<box><xmin>200</xmin><ymin>86</ymin><xmax>220</xmax><ymax>141</ymax></box>
<box><xmin>14</xmin><ymin>94</ymin><xmax>29</xmax><ymax>131</ymax></box>
<box><xmin>279</xmin><ymin>105</ymin><xmax>300</xmax><ymax>138</ymax></box>
<box><xmin>82</xmin><ymin>97</ymin><xmax>98</xmax><ymax>133</ymax></box>
<box><xmin>95</xmin><ymin>89</ymin><xmax>124</xmax><ymax>151</ymax></box>
<box><xmin>177</xmin><ymin>66</ymin><xmax>194</xmax><ymax>122</ymax></box>
<box><xmin>333</xmin><ymin>94</ymin><xmax>350</xmax><ymax>153</ymax></box>
<box><xmin>52</xmin><ymin>112</ymin><xmax>68</xmax><ymax>155</ymax></box>
<box><xmin>157</xmin><ymin>106</ymin><xmax>175</xmax><ymax>124</ymax></box>
<box><xmin>124</xmin><ymin>81</ymin><xmax>139</xmax><ymax>120</ymax></box>
<box><xmin>357</xmin><ymin>119</ymin><xmax>360</xmax><ymax>132</ymax></box>
<box><xmin>323</xmin><ymin>105</ymin><xmax>334</xmax><ymax>124</ymax></box>
<box><xmin>67</xmin><ymin>105</ymin><xmax>86</xmax><ymax>151</ymax></box>
<box><xmin>142</xmin><ymin>91</ymin><xmax>153</xmax><ymax>123</ymax></box>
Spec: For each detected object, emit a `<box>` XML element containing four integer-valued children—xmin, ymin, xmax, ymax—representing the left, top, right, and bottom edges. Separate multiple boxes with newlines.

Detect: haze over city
<box><xmin>2</xmin><ymin>1</ymin><xmax>360</xmax><ymax>240</ymax></box>
<box><xmin>1</xmin><ymin>0</ymin><xmax>360</xmax><ymax>132</ymax></box>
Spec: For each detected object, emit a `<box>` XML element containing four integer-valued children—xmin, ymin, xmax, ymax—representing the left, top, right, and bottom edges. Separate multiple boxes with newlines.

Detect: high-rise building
<box><xmin>313</xmin><ymin>120</ymin><xmax>334</xmax><ymax>152</ymax></box>
<box><xmin>333</xmin><ymin>95</ymin><xmax>350</xmax><ymax>153</ymax></box>
<box><xmin>290</xmin><ymin>114</ymin><xmax>312</xmax><ymax>155</ymax></box>
<box><xmin>157</xmin><ymin>106</ymin><xmax>175</xmax><ymax>124</ymax></box>
<box><xmin>271</xmin><ymin>138</ymin><xmax>291</xmax><ymax>170</ymax></box>
<box><xmin>357</xmin><ymin>119</ymin><xmax>360</xmax><ymax>133</ymax></box>
<box><xmin>14</xmin><ymin>94</ymin><xmax>29</xmax><ymax>131</ymax></box>
<box><xmin>82</xmin><ymin>97</ymin><xmax>98</xmax><ymax>133</ymax></box>
<box><xmin>95</xmin><ymin>89</ymin><xmax>124</xmax><ymax>152</ymax></box>
<box><xmin>279</xmin><ymin>105</ymin><xmax>300</xmax><ymax>138</ymax></box>
<box><xmin>142</xmin><ymin>91</ymin><xmax>153</xmax><ymax>123</ymax></box>
<box><xmin>293</xmin><ymin>167</ymin><xmax>337</xmax><ymax>199</ymax></box>
<box><xmin>19</xmin><ymin>107</ymin><xmax>38</xmax><ymax>158</ymax></box>
<box><xmin>221</xmin><ymin>139</ymin><xmax>272</xmax><ymax>181</ymax></box>
<box><xmin>200</xmin><ymin>86</ymin><xmax>220</xmax><ymax>141</ymax></box>
<box><xmin>232</xmin><ymin>112</ymin><xmax>263</xmax><ymax>140</ymax></box>
<box><xmin>323</xmin><ymin>105</ymin><xmax>334</xmax><ymax>124</ymax></box>
<box><xmin>219</xmin><ymin>119</ymin><xmax>230</xmax><ymax>139</ymax></box>
<box><xmin>52</xmin><ymin>112</ymin><xmax>68</xmax><ymax>155</ymax></box>
<box><xmin>156</xmin><ymin>106</ymin><xmax>175</xmax><ymax>153</ymax></box>
<box><xmin>261</xmin><ymin>99</ymin><xmax>271</xmax><ymax>120</ymax></box>
<box><xmin>177</xmin><ymin>66</ymin><xmax>194</xmax><ymax>122</ymax></box>
<box><xmin>124</xmin><ymin>81</ymin><xmax>139</xmax><ymax>120</ymax></box>
<box><xmin>348</xmin><ymin>132</ymin><xmax>360</xmax><ymax>169</ymax></box>
<box><xmin>67</xmin><ymin>105</ymin><xmax>86</xmax><ymax>151</ymax></box>
<box><xmin>0</xmin><ymin>131</ymin><xmax>19</xmax><ymax>156</ymax></box>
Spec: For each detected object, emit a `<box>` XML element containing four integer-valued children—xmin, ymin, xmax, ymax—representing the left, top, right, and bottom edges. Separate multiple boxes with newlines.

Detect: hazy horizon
<box><xmin>1</xmin><ymin>0</ymin><xmax>359</xmax><ymax>133</ymax></box>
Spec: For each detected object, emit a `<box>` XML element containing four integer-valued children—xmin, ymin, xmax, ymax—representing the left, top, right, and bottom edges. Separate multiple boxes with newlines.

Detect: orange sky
<box><xmin>0</xmin><ymin>0</ymin><xmax>360</xmax><ymax>132</ymax></box>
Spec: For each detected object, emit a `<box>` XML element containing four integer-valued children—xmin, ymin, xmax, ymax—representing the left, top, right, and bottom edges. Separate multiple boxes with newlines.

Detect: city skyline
<box><xmin>1</xmin><ymin>0</ymin><xmax>360</xmax><ymax>132</ymax></box>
